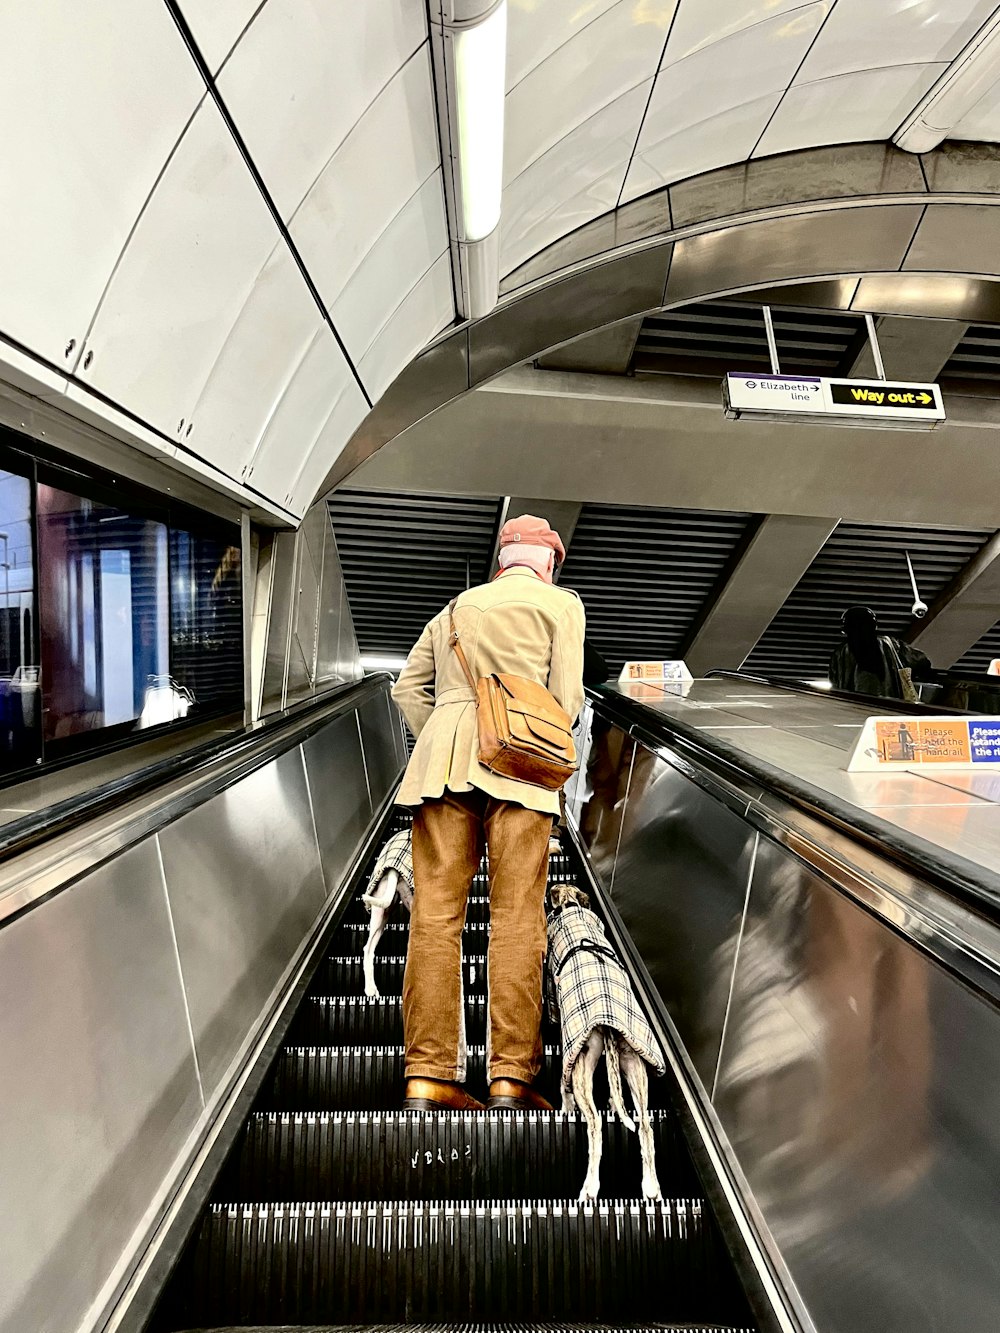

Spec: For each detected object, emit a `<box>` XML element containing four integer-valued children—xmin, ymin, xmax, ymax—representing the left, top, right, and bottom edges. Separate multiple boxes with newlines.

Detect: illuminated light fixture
<box><xmin>430</xmin><ymin>1</ymin><xmax>507</xmax><ymax>319</ymax></box>
<box><xmin>361</xmin><ymin>654</ymin><xmax>409</xmax><ymax>673</ymax></box>
<box><xmin>895</xmin><ymin>9</ymin><xmax>1000</xmax><ymax>152</ymax></box>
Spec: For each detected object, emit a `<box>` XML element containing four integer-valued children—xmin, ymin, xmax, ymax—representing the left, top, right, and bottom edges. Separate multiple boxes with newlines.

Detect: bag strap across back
<box><xmin>448</xmin><ymin>599</ymin><xmax>479</xmax><ymax>699</ymax></box>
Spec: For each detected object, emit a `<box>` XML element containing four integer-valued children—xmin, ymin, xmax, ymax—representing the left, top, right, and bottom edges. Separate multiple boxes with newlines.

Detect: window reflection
<box><xmin>37</xmin><ymin>484</ymin><xmax>170</xmax><ymax>743</ymax></box>
<box><xmin>169</xmin><ymin>529</ymin><xmax>243</xmax><ymax>711</ymax></box>
<box><xmin>0</xmin><ymin>467</ymin><xmax>39</xmax><ymax>770</ymax></box>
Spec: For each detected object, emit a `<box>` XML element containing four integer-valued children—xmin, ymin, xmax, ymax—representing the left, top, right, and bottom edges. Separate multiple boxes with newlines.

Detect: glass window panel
<box><xmin>0</xmin><ymin>463</ymin><xmax>40</xmax><ymax>773</ymax></box>
<box><xmin>37</xmin><ymin>484</ymin><xmax>169</xmax><ymax>743</ymax></box>
<box><xmin>168</xmin><ymin>526</ymin><xmax>243</xmax><ymax>714</ymax></box>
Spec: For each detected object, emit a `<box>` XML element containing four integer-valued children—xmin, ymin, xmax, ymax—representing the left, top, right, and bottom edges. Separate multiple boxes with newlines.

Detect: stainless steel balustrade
<box><xmin>0</xmin><ymin>675</ymin><xmax>406</xmax><ymax>1333</ymax></box>
<box><xmin>567</xmin><ymin>693</ymin><xmax>1000</xmax><ymax>1333</ymax></box>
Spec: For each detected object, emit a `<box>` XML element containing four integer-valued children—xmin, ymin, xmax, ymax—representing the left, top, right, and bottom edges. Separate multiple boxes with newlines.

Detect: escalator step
<box><xmin>291</xmin><ymin>996</ymin><xmax>488</xmax><ymax>1045</ymax></box>
<box><xmin>314</xmin><ymin>954</ymin><xmax>488</xmax><ymax>997</ymax></box>
<box><xmin>264</xmin><ymin>1046</ymin><xmax>563</xmax><ymax>1112</ymax></box>
<box><xmin>340</xmin><ymin>895</ymin><xmax>493</xmax><ymax>928</ymax></box>
<box><xmin>173</xmin><ymin>1199</ymin><xmax>749</xmax><ymax>1325</ymax></box>
<box><xmin>218</xmin><ymin>1110</ymin><xmax>699</xmax><ymax>1202</ymax></box>
<box><xmin>174</xmin><ymin>1325</ymin><xmax>755</xmax><ymax>1332</ymax></box>
<box><xmin>335</xmin><ymin>922</ymin><xmax>492</xmax><ymax>938</ymax></box>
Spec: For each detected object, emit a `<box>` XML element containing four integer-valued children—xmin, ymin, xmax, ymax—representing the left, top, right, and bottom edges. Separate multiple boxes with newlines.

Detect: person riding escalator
<box><xmin>829</xmin><ymin>606</ymin><xmax>933</xmax><ymax>702</ymax></box>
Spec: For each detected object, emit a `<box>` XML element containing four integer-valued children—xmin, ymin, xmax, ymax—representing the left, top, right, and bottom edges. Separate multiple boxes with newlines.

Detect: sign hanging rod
<box><xmin>762</xmin><ymin>305</ymin><xmax>780</xmax><ymax>375</ymax></box>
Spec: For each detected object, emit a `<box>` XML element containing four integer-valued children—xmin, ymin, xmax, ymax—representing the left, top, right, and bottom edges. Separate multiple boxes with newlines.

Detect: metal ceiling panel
<box><xmin>631</xmin><ymin>300</ymin><xmax>866</xmax><ymax>377</ymax></box>
<box><xmin>942</xmin><ymin>324</ymin><xmax>1000</xmax><ymax>382</ymax></box>
<box><xmin>558</xmin><ymin>502</ymin><xmax>753</xmax><ymax>672</ymax></box>
<box><xmin>956</xmin><ymin>623</ymin><xmax>1000</xmax><ymax>675</ymax></box>
<box><xmin>744</xmin><ymin>522</ymin><xmax>994</xmax><ymax>680</ymax></box>
<box><xmin>327</xmin><ymin>491</ymin><xmax>503</xmax><ymax>656</ymax></box>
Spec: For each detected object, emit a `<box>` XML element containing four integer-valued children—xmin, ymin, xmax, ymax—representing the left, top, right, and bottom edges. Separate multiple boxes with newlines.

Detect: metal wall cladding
<box><xmin>303</xmin><ymin>713</ymin><xmax>372</xmax><ymax>896</ymax></box>
<box><xmin>573</xmin><ymin>714</ymin><xmax>638</xmax><ymax>891</ymax></box>
<box><xmin>258</xmin><ymin>502</ymin><xmax>363</xmax><ymax>717</ymax></box>
<box><xmin>157</xmin><ymin>746</ymin><xmax>327</xmax><ymax>1098</ymax></box>
<box><xmin>359</xmin><ymin>692</ymin><xmax>405</xmax><ymax>811</ymax></box>
<box><xmin>609</xmin><ymin>752</ymin><xmax>758</xmax><ymax>1091</ymax></box>
<box><xmin>0</xmin><ymin>839</ymin><xmax>202</xmax><ymax>1333</ymax></box>
<box><xmin>596</xmin><ymin>714</ymin><xmax>1000</xmax><ymax>1333</ymax></box>
<box><xmin>714</xmin><ymin>833</ymin><xmax>1000</xmax><ymax>1333</ymax></box>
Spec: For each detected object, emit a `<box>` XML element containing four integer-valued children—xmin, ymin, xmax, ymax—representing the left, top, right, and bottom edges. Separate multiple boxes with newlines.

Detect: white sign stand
<box><xmin>619</xmin><ymin>660</ymin><xmax>694</xmax><ymax>685</ymax></box>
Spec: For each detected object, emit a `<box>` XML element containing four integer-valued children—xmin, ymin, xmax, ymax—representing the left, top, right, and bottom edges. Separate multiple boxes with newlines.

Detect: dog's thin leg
<box><xmin>362</xmin><ymin>905</ymin><xmax>386</xmax><ymax>998</ymax></box>
<box><xmin>620</xmin><ymin>1044</ymin><xmax>661</xmax><ymax>1202</ymax></box>
<box><xmin>605</xmin><ymin>1033</ymin><xmax>635</xmax><ymax>1131</ymax></box>
<box><xmin>573</xmin><ymin>1032</ymin><xmax>605</xmax><ymax>1202</ymax></box>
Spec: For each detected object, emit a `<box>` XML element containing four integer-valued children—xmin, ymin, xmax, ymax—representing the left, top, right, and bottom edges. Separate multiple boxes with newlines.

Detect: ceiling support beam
<box><xmin>683</xmin><ymin>515</ymin><xmax>837</xmax><ymax>676</ymax></box>
<box><xmin>846</xmin><ymin>315</ymin><xmax>968</xmax><ymax>382</ymax></box>
<box><xmin>535</xmin><ymin>319</ymin><xmax>644</xmax><ymax>375</ymax></box>
<box><xmin>908</xmin><ymin>532</ymin><xmax>1000</xmax><ymax>667</ymax></box>
<box><xmin>489</xmin><ymin>496</ymin><xmax>582</xmax><ymax>579</ymax></box>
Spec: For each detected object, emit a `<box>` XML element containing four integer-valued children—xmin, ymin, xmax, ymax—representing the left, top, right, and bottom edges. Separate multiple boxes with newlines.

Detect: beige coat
<box><xmin>392</xmin><ymin>569</ymin><xmax>586</xmax><ymax>816</ymax></box>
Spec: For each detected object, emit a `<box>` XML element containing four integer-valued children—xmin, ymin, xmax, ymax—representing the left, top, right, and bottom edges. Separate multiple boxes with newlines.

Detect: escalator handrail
<box><xmin>0</xmin><ymin>673</ymin><xmax>393</xmax><ymax>870</ymax></box>
<box><xmin>588</xmin><ymin>683</ymin><xmax>1000</xmax><ymax>926</ymax></box>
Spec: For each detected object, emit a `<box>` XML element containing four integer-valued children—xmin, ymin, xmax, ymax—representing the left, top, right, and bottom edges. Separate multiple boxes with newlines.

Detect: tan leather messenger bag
<box><xmin>448</xmin><ymin>601</ymin><xmax>577</xmax><ymax>791</ymax></box>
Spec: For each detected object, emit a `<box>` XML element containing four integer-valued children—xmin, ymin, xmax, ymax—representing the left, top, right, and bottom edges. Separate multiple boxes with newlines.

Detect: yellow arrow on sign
<box><xmin>918</xmin><ymin>392</ymin><xmax>933</xmax><ymax>404</ymax></box>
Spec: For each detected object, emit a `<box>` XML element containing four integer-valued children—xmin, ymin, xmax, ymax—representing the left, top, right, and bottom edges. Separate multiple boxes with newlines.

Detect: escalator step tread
<box><xmin>313</xmin><ymin>955</ymin><xmax>487</xmax><ymax>997</ymax></box>
<box><xmin>264</xmin><ymin>1046</ymin><xmax>563</xmax><ymax>1111</ymax></box>
<box><xmin>216</xmin><ymin>1109</ymin><xmax>699</xmax><ymax>1202</ymax></box>
<box><xmin>174</xmin><ymin>1323</ymin><xmax>755</xmax><ymax>1331</ymax></box>
<box><xmin>172</xmin><ymin>1199</ymin><xmax>749</xmax><ymax>1325</ymax></box>
<box><xmin>291</xmin><ymin>996</ymin><xmax>488</xmax><ymax>1044</ymax></box>
<box><xmin>175</xmin><ymin>1324</ymin><xmax>754</xmax><ymax>1331</ymax></box>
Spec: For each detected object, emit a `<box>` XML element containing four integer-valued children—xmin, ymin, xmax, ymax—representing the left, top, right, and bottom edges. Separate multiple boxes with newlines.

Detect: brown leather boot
<box><xmin>402</xmin><ymin>1077</ymin><xmax>485</xmax><ymax>1113</ymax></box>
<box><xmin>487</xmin><ymin>1078</ymin><xmax>555</xmax><ymax>1111</ymax></box>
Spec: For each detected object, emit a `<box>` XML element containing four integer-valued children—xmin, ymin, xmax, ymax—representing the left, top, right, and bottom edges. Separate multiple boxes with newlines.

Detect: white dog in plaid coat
<box><xmin>547</xmin><ymin>884</ymin><xmax>665</xmax><ymax>1201</ymax></box>
<box><xmin>361</xmin><ymin>829</ymin><xmax>415</xmax><ymax>998</ymax></box>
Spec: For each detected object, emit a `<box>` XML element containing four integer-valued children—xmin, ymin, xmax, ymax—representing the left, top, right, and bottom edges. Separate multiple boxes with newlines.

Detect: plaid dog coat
<box><xmin>547</xmin><ymin>903</ymin><xmax>665</xmax><ymax>1097</ymax></box>
<box><xmin>362</xmin><ymin>828</ymin><xmax>414</xmax><ymax>912</ymax></box>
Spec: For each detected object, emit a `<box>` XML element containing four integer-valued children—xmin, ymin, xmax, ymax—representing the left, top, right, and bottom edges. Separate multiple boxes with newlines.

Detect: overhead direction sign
<box><xmin>826</xmin><ymin>379</ymin><xmax>942</xmax><ymax>416</ymax></box>
<box><xmin>724</xmin><ymin>372</ymin><xmax>945</xmax><ymax>425</ymax></box>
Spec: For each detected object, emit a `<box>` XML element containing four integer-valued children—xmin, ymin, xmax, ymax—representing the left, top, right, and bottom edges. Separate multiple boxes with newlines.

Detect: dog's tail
<box><xmin>605</xmin><ymin>1031</ymin><xmax>635</xmax><ymax>1131</ymax></box>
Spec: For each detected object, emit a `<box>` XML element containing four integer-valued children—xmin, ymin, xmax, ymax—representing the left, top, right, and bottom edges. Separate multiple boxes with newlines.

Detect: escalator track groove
<box><xmin>152</xmin><ymin>814</ymin><xmax>756</xmax><ymax>1332</ymax></box>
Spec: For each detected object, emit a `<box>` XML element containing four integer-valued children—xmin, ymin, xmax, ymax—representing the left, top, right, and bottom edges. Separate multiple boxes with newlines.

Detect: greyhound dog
<box><xmin>362</xmin><ymin>830</ymin><xmax>564</xmax><ymax>997</ymax></box>
<box><xmin>547</xmin><ymin>883</ymin><xmax>664</xmax><ymax>1202</ymax></box>
<box><xmin>361</xmin><ymin>828</ymin><xmax>414</xmax><ymax>999</ymax></box>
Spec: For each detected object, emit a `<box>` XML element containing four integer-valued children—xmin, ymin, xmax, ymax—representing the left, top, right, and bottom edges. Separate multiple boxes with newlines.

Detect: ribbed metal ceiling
<box><xmin>942</xmin><ymin>324</ymin><xmax>1000</xmax><ymax>383</ymax></box>
<box><xmin>328</xmin><ymin>491</ymin><xmax>502</xmax><ymax>656</ymax></box>
<box><xmin>558</xmin><ymin>503</ymin><xmax>753</xmax><ymax>673</ymax></box>
<box><xmin>956</xmin><ymin>622</ymin><xmax>1000</xmax><ymax>674</ymax></box>
<box><xmin>631</xmin><ymin>302</ymin><xmax>866</xmax><ymax>378</ymax></box>
<box><xmin>744</xmin><ymin>522</ymin><xmax>994</xmax><ymax>680</ymax></box>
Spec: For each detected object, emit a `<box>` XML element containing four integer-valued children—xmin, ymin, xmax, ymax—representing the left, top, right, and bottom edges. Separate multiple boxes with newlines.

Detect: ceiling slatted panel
<box><xmin>941</xmin><ymin>325</ymin><xmax>1000</xmax><ymax>383</ymax></box>
<box><xmin>327</xmin><ymin>490</ymin><xmax>502</xmax><ymax>656</ymax></box>
<box><xmin>956</xmin><ymin>622</ymin><xmax>1000</xmax><ymax>674</ymax></box>
<box><xmin>744</xmin><ymin>522</ymin><xmax>994</xmax><ymax>680</ymax></box>
<box><xmin>558</xmin><ymin>503</ymin><xmax>753</xmax><ymax>673</ymax></box>
<box><xmin>630</xmin><ymin>301</ymin><xmax>866</xmax><ymax>378</ymax></box>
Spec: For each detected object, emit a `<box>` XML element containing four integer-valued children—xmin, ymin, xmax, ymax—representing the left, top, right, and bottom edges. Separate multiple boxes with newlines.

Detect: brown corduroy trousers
<box><xmin>402</xmin><ymin>788</ymin><xmax>553</xmax><ymax>1085</ymax></box>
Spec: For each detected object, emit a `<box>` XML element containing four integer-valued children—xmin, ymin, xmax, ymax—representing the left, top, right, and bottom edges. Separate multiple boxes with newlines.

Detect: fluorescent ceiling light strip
<box><xmin>453</xmin><ymin>3</ymin><xmax>507</xmax><ymax>242</ymax></box>
<box><xmin>362</xmin><ymin>654</ymin><xmax>409</xmax><ymax>672</ymax></box>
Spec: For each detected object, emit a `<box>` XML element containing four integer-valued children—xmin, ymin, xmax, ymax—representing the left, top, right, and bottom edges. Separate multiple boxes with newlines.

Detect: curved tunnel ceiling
<box><xmin>2</xmin><ymin>2</ymin><xmax>1000</xmax><ymax>521</ymax></box>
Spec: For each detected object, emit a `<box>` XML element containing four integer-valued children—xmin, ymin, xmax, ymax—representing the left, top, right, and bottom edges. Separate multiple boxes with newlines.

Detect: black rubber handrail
<box><xmin>588</xmin><ymin>683</ymin><xmax>1000</xmax><ymax>924</ymax></box>
<box><xmin>0</xmin><ymin>674</ymin><xmax>391</xmax><ymax>867</ymax></box>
